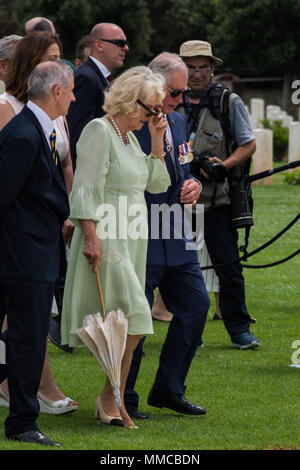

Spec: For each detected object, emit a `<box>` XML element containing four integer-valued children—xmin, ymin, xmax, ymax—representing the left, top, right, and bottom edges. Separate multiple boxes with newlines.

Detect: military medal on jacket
<box><xmin>177</xmin><ymin>141</ymin><xmax>194</xmax><ymax>165</ymax></box>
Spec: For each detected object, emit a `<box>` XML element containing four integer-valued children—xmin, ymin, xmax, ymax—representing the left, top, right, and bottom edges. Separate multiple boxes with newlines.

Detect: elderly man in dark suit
<box><xmin>67</xmin><ymin>22</ymin><xmax>129</xmax><ymax>169</ymax></box>
<box><xmin>125</xmin><ymin>53</ymin><xmax>210</xmax><ymax>420</ymax></box>
<box><xmin>0</xmin><ymin>61</ymin><xmax>74</xmax><ymax>446</ymax></box>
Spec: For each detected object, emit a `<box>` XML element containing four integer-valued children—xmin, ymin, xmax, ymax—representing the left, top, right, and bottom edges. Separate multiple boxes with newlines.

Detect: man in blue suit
<box><xmin>125</xmin><ymin>53</ymin><xmax>210</xmax><ymax>419</ymax></box>
<box><xmin>67</xmin><ymin>22</ymin><xmax>129</xmax><ymax>169</ymax></box>
<box><xmin>0</xmin><ymin>61</ymin><xmax>73</xmax><ymax>446</ymax></box>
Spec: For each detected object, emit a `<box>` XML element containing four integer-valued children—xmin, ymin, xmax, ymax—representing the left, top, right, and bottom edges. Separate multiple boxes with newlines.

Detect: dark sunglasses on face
<box><xmin>166</xmin><ymin>86</ymin><xmax>191</xmax><ymax>98</ymax></box>
<box><xmin>99</xmin><ymin>38</ymin><xmax>129</xmax><ymax>48</ymax></box>
<box><xmin>137</xmin><ymin>100</ymin><xmax>159</xmax><ymax>117</ymax></box>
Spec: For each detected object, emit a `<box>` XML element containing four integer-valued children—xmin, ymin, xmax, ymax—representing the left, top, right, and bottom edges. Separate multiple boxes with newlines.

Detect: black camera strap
<box><xmin>182</xmin><ymin>85</ymin><xmax>253</xmax><ymax>254</ymax></box>
<box><xmin>201</xmin><ymin>212</ymin><xmax>300</xmax><ymax>270</ymax></box>
<box><xmin>207</xmin><ymin>85</ymin><xmax>253</xmax><ymax>254</ymax></box>
<box><xmin>181</xmin><ymin>94</ymin><xmax>203</xmax><ymax>135</ymax></box>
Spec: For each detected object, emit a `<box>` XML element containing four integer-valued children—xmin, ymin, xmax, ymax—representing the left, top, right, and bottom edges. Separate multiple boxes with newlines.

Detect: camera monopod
<box><xmin>244</xmin><ymin>159</ymin><xmax>300</xmax><ymax>183</ymax></box>
<box><xmin>201</xmin><ymin>160</ymin><xmax>300</xmax><ymax>270</ymax></box>
<box><xmin>239</xmin><ymin>159</ymin><xmax>300</xmax><ymax>267</ymax></box>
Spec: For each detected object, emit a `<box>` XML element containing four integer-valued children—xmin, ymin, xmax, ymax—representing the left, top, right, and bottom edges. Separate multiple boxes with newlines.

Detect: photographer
<box><xmin>177</xmin><ymin>40</ymin><xmax>259</xmax><ymax>350</ymax></box>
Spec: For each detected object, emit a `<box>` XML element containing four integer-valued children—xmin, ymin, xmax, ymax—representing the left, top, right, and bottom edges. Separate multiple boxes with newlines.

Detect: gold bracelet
<box><xmin>149</xmin><ymin>151</ymin><xmax>166</xmax><ymax>159</ymax></box>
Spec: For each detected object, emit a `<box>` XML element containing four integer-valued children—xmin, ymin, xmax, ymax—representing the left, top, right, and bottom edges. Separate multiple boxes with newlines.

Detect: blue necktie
<box><xmin>49</xmin><ymin>129</ymin><xmax>58</xmax><ymax>165</ymax></box>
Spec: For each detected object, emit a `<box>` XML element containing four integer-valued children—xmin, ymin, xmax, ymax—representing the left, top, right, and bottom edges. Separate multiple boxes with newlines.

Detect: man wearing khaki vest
<box><xmin>176</xmin><ymin>40</ymin><xmax>259</xmax><ymax>350</ymax></box>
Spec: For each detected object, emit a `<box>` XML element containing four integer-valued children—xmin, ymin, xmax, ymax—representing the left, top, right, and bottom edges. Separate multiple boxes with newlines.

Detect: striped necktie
<box><xmin>49</xmin><ymin>129</ymin><xmax>58</xmax><ymax>165</ymax></box>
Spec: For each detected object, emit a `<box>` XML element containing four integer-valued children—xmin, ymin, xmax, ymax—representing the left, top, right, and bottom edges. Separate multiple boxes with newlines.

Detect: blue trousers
<box><xmin>204</xmin><ymin>205</ymin><xmax>252</xmax><ymax>337</ymax></box>
<box><xmin>125</xmin><ymin>262</ymin><xmax>209</xmax><ymax>407</ymax></box>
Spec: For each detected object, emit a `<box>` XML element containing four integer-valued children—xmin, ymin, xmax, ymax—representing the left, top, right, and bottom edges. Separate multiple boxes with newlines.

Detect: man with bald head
<box><xmin>24</xmin><ymin>17</ymin><xmax>55</xmax><ymax>34</ymax></box>
<box><xmin>67</xmin><ymin>22</ymin><xmax>129</xmax><ymax>168</ymax></box>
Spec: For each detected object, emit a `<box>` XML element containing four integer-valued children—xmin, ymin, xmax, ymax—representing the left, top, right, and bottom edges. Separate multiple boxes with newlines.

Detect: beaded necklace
<box><xmin>109</xmin><ymin>116</ymin><xmax>129</xmax><ymax>145</ymax></box>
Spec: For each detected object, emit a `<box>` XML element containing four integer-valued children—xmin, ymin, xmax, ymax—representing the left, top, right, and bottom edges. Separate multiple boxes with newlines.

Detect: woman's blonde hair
<box><xmin>103</xmin><ymin>65</ymin><xmax>165</xmax><ymax>117</ymax></box>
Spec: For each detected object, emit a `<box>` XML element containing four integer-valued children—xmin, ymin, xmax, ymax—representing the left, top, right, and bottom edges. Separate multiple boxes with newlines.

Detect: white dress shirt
<box><xmin>26</xmin><ymin>100</ymin><xmax>55</xmax><ymax>150</ymax></box>
<box><xmin>89</xmin><ymin>56</ymin><xmax>111</xmax><ymax>83</ymax></box>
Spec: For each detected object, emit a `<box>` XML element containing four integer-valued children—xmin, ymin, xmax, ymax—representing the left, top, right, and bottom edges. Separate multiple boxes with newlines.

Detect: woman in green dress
<box><xmin>61</xmin><ymin>66</ymin><xmax>170</xmax><ymax>429</ymax></box>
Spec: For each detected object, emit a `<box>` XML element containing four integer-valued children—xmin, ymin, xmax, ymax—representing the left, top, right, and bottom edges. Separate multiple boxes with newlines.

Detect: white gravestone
<box><xmin>252</xmin><ymin>128</ymin><xmax>273</xmax><ymax>185</ymax></box>
<box><xmin>266</xmin><ymin>105</ymin><xmax>281</xmax><ymax>120</ymax></box>
<box><xmin>288</xmin><ymin>122</ymin><xmax>300</xmax><ymax>166</ymax></box>
<box><xmin>269</xmin><ymin>111</ymin><xmax>287</xmax><ymax>123</ymax></box>
<box><xmin>283</xmin><ymin>115</ymin><xmax>293</xmax><ymax>127</ymax></box>
<box><xmin>250</xmin><ymin>98</ymin><xmax>264</xmax><ymax>129</ymax></box>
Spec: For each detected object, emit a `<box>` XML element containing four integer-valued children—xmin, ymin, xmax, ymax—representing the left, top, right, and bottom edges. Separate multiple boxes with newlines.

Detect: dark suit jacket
<box><xmin>134</xmin><ymin>111</ymin><xmax>198</xmax><ymax>267</ymax></box>
<box><xmin>67</xmin><ymin>57</ymin><xmax>108</xmax><ymax>168</ymax></box>
<box><xmin>0</xmin><ymin>106</ymin><xmax>70</xmax><ymax>282</ymax></box>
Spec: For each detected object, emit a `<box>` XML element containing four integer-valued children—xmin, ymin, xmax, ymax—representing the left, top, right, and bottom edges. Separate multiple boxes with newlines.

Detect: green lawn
<box><xmin>0</xmin><ymin>168</ymin><xmax>299</xmax><ymax>451</ymax></box>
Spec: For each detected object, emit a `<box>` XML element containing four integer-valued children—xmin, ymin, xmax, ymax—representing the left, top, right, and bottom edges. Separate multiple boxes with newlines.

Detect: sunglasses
<box><xmin>99</xmin><ymin>38</ymin><xmax>129</xmax><ymax>48</ymax></box>
<box><xmin>166</xmin><ymin>86</ymin><xmax>191</xmax><ymax>98</ymax></box>
<box><xmin>137</xmin><ymin>100</ymin><xmax>159</xmax><ymax>117</ymax></box>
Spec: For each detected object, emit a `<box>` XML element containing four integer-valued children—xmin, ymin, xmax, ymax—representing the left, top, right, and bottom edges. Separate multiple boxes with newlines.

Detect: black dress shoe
<box><xmin>148</xmin><ymin>389</ymin><xmax>206</xmax><ymax>415</ymax></box>
<box><xmin>7</xmin><ymin>430</ymin><xmax>61</xmax><ymax>447</ymax></box>
<box><xmin>212</xmin><ymin>312</ymin><xmax>222</xmax><ymax>320</ymax></box>
<box><xmin>126</xmin><ymin>404</ymin><xmax>148</xmax><ymax>420</ymax></box>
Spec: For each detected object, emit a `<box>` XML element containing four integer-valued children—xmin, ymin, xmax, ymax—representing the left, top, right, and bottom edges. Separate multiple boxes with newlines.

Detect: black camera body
<box><xmin>190</xmin><ymin>151</ymin><xmax>228</xmax><ymax>183</ymax></box>
<box><xmin>190</xmin><ymin>150</ymin><xmax>254</xmax><ymax>230</ymax></box>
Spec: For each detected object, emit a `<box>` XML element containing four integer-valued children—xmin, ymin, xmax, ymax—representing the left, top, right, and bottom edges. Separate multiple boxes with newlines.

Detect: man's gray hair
<box><xmin>0</xmin><ymin>35</ymin><xmax>22</xmax><ymax>60</ymax></box>
<box><xmin>27</xmin><ymin>61</ymin><xmax>73</xmax><ymax>100</ymax></box>
<box><xmin>148</xmin><ymin>52</ymin><xmax>188</xmax><ymax>80</ymax></box>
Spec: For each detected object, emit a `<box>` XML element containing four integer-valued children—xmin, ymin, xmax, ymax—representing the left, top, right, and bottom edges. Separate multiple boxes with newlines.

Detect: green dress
<box><xmin>61</xmin><ymin>117</ymin><xmax>170</xmax><ymax>347</ymax></box>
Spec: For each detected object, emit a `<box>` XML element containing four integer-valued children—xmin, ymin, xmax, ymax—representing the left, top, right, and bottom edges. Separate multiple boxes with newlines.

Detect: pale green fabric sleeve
<box><xmin>145</xmin><ymin>157</ymin><xmax>171</xmax><ymax>194</ymax></box>
<box><xmin>128</xmin><ymin>131</ymin><xmax>171</xmax><ymax>194</ymax></box>
<box><xmin>69</xmin><ymin>119</ymin><xmax>110</xmax><ymax>221</ymax></box>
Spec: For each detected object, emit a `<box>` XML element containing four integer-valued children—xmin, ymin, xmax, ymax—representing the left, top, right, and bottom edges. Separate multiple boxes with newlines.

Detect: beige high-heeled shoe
<box><xmin>120</xmin><ymin>409</ymin><xmax>139</xmax><ymax>429</ymax></box>
<box><xmin>95</xmin><ymin>396</ymin><xmax>124</xmax><ymax>427</ymax></box>
<box><xmin>124</xmin><ymin>422</ymin><xmax>139</xmax><ymax>430</ymax></box>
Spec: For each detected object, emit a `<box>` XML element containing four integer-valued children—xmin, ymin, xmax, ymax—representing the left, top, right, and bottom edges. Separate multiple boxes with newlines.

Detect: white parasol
<box><xmin>76</xmin><ymin>269</ymin><xmax>128</xmax><ymax>408</ymax></box>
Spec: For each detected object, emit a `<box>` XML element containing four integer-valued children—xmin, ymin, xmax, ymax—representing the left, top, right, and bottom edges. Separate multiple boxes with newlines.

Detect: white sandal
<box><xmin>37</xmin><ymin>392</ymin><xmax>78</xmax><ymax>415</ymax></box>
<box><xmin>0</xmin><ymin>386</ymin><xmax>77</xmax><ymax>415</ymax></box>
<box><xmin>0</xmin><ymin>386</ymin><xmax>9</xmax><ymax>407</ymax></box>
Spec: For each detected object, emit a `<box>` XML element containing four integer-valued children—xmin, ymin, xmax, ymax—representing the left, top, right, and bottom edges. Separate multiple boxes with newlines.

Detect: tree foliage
<box><xmin>0</xmin><ymin>0</ymin><xmax>299</xmax><ymax>78</ymax></box>
<box><xmin>146</xmin><ymin>0</ymin><xmax>217</xmax><ymax>58</ymax></box>
<box><xmin>208</xmin><ymin>0</ymin><xmax>300</xmax><ymax>76</ymax></box>
<box><xmin>0</xmin><ymin>0</ymin><xmax>20</xmax><ymax>36</ymax></box>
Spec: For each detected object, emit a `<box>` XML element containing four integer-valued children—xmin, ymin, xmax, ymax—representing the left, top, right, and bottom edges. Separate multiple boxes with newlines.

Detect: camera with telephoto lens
<box><xmin>229</xmin><ymin>162</ymin><xmax>254</xmax><ymax>229</ymax></box>
<box><xmin>190</xmin><ymin>151</ymin><xmax>228</xmax><ymax>183</ymax></box>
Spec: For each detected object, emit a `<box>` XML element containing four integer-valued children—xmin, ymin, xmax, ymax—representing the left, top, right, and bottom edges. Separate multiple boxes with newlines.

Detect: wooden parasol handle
<box><xmin>95</xmin><ymin>268</ymin><xmax>106</xmax><ymax>320</ymax></box>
